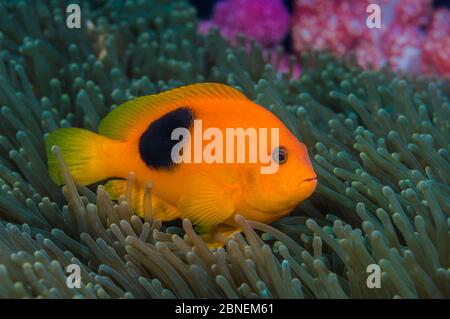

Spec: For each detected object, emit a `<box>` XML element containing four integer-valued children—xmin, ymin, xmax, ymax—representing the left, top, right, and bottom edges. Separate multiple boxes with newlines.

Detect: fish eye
<box><xmin>272</xmin><ymin>147</ymin><xmax>288</xmax><ymax>164</ymax></box>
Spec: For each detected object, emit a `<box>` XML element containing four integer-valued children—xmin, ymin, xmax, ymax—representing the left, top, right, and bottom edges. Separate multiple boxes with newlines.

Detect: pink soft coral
<box><xmin>384</xmin><ymin>25</ymin><xmax>425</xmax><ymax>74</ymax></box>
<box><xmin>394</xmin><ymin>0</ymin><xmax>433</xmax><ymax>26</ymax></box>
<box><xmin>199</xmin><ymin>0</ymin><xmax>290</xmax><ymax>48</ymax></box>
<box><xmin>292</xmin><ymin>0</ymin><xmax>449</xmax><ymax>78</ymax></box>
<box><xmin>423</xmin><ymin>9</ymin><xmax>450</xmax><ymax>78</ymax></box>
<box><xmin>292</xmin><ymin>0</ymin><xmax>368</xmax><ymax>56</ymax></box>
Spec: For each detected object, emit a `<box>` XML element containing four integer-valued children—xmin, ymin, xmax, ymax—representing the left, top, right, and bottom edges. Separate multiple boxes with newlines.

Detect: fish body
<box><xmin>46</xmin><ymin>83</ymin><xmax>317</xmax><ymax>246</ymax></box>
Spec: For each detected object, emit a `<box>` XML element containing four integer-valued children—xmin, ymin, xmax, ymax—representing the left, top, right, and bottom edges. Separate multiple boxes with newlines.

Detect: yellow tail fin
<box><xmin>45</xmin><ymin>128</ymin><xmax>115</xmax><ymax>185</ymax></box>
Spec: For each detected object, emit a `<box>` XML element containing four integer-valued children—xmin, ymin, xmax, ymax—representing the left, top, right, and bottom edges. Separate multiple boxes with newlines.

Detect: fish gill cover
<box><xmin>0</xmin><ymin>0</ymin><xmax>449</xmax><ymax>298</ymax></box>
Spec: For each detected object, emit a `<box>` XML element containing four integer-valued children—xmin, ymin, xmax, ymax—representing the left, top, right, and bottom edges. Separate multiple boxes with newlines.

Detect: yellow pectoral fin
<box><xmin>178</xmin><ymin>174</ymin><xmax>236</xmax><ymax>232</ymax></box>
<box><xmin>104</xmin><ymin>179</ymin><xmax>179</xmax><ymax>220</ymax></box>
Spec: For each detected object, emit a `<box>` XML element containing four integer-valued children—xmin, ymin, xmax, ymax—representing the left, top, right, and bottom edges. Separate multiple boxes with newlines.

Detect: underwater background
<box><xmin>0</xmin><ymin>0</ymin><xmax>449</xmax><ymax>298</ymax></box>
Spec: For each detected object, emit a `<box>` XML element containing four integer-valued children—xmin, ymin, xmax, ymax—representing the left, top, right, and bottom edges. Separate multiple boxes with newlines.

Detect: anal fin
<box><xmin>198</xmin><ymin>223</ymin><xmax>239</xmax><ymax>248</ymax></box>
<box><xmin>104</xmin><ymin>179</ymin><xmax>179</xmax><ymax>221</ymax></box>
<box><xmin>104</xmin><ymin>179</ymin><xmax>127</xmax><ymax>200</ymax></box>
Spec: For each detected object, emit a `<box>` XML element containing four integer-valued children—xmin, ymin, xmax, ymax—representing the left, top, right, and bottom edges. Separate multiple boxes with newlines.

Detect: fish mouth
<box><xmin>286</xmin><ymin>176</ymin><xmax>317</xmax><ymax>191</ymax></box>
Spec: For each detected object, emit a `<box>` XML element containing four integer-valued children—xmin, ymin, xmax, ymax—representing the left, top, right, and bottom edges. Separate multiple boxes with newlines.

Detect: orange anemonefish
<box><xmin>46</xmin><ymin>83</ymin><xmax>317</xmax><ymax>247</ymax></box>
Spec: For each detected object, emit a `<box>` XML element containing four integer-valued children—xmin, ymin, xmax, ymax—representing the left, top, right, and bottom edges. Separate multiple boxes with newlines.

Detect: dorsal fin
<box><xmin>98</xmin><ymin>83</ymin><xmax>248</xmax><ymax>140</ymax></box>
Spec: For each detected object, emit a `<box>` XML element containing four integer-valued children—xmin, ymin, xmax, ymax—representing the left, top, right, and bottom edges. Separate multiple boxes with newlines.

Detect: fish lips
<box><xmin>287</xmin><ymin>175</ymin><xmax>318</xmax><ymax>193</ymax></box>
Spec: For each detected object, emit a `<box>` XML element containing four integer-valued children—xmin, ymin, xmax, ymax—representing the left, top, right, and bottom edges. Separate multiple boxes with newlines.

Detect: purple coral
<box><xmin>199</xmin><ymin>0</ymin><xmax>290</xmax><ymax>47</ymax></box>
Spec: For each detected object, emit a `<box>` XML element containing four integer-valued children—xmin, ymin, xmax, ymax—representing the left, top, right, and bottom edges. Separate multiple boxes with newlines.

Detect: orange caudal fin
<box><xmin>45</xmin><ymin>128</ymin><xmax>119</xmax><ymax>186</ymax></box>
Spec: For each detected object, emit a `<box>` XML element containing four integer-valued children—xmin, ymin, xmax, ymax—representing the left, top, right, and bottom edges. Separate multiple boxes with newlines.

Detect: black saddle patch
<box><xmin>139</xmin><ymin>107</ymin><xmax>194</xmax><ymax>169</ymax></box>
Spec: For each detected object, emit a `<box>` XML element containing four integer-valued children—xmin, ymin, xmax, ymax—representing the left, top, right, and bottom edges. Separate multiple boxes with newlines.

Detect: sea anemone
<box><xmin>0</xmin><ymin>0</ymin><xmax>448</xmax><ymax>299</ymax></box>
